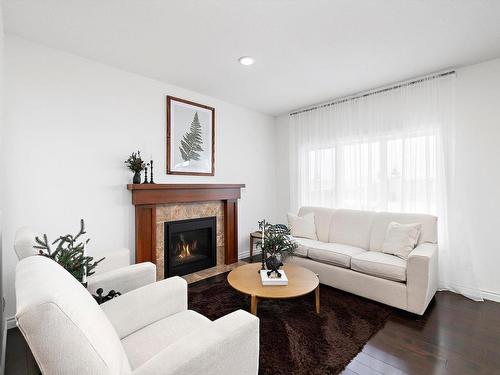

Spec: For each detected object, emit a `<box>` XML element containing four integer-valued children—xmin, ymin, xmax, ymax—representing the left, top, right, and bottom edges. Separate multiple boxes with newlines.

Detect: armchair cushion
<box><xmin>122</xmin><ymin>310</ymin><xmax>211</xmax><ymax>369</ymax></box>
<box><xmin>101</xmin><ymin>276</ymin><xmax>188</xmax><ymax>339</ymax></box>
<box><xmin>132</xmin><ymin>310</ymin><xmax>259</xmax><ymax>375</ymax></box>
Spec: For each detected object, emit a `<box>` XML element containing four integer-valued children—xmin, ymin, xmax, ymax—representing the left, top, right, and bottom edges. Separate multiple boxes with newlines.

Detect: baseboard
<box><xmin>6</xmin><ymin>316</ymin><xmax>16</xmax><ymax>330</ymax></box>
<box><xmin>481</xmin><ymin>289</ymin><xmax>500</xmax><ymax>303</ymax></box>
<box><xmin>238</xmin><ymin>249</ymin><xmax>261</xmax><ymax>260</ymax></box>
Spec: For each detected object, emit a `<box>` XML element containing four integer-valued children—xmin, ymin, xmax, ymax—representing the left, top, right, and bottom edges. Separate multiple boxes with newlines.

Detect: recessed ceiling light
<box><xmin>238</xmin><ymin>56</ymin><xmax>255</xmax><ymax>66</ymax></box>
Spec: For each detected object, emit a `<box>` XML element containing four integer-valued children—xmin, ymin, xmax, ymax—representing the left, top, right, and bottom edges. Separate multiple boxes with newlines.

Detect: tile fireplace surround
<box><xmin>156</xmin><ymin>201</ymin><xmax>224</xmax><ymax>280</ymax></box>
<box><xmin>127</xmin><ymin>183</ymin><xmax>245</xmax><ymax>280</ymax></box>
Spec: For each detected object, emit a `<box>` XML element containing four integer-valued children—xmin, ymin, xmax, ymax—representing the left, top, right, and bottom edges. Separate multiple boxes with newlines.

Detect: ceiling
<box><xmin>4</xmin><ymin>0</ymin><xmax>500</xmax><ymax>115</ymax></box>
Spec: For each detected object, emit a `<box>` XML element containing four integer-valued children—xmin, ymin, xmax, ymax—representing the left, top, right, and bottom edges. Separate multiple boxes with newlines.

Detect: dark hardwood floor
<box><xmin>5</xmin><ymin>327</ymin><xmax>38</xmax><ymax>375</ymax></box>
<box><xmin>6</xmin><ymin>267</ymin><xmax>500</xmax><ymax>374</ymax></box>
<box><xmin>341</xmin><ymin>291</ymin><xmax>500</xmax><ymax>375</ymax></box>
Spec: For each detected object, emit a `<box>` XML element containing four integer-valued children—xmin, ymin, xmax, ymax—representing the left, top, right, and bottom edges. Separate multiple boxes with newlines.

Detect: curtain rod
<box><xmin>289</xmin><ymin>70</ymin><xmax>456</xmax><ymax>116</ymax></box>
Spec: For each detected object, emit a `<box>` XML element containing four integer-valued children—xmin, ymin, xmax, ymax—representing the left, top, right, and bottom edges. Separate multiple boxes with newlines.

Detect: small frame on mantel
<box><xmin>166</xmin><ymin>96</ymin><xmax>215</xmax><ymax>176</ymax></box>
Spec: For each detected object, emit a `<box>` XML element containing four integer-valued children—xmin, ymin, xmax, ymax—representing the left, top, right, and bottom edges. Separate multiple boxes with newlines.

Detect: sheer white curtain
<box><xmin>289</xmin><ymin>74</ymin><xmax>482</xmax><ymax>300</ymax></box>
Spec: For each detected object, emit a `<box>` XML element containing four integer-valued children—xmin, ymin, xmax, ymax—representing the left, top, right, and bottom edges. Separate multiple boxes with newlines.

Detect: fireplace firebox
<box><xmin>164</xmin><ymin>217</ymin><xmax>217</xmax><ymax>277</ymax></box>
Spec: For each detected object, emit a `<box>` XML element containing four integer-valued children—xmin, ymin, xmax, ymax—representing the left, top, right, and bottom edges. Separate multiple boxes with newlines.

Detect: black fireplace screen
<box><xmin>164</xmin><ymin>216</ymin><xmax>216</xmax><ymax>277</ymax></box>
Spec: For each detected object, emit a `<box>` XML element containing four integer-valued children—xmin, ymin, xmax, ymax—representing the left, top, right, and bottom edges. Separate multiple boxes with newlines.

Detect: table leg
<box><xmin>315</xmin><ymin>285</ymin><xmax>320</xmax><ymax>314</ymax></box>
<box><xmin>250</xmin><ymin>295</ymin><xmax>258</xmax><ymax>315</ymax></box>
<box><xmin>249</xmin><ymin>235</ymin><xmax>254</xmax><ymax>260</ymax></box>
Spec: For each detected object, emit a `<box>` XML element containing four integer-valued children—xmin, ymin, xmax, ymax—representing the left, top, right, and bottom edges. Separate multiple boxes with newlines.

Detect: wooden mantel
<box><xmin>127</xmin><ymin>183</ymin><xmax>245</xmax><ymax>267</ymax></box>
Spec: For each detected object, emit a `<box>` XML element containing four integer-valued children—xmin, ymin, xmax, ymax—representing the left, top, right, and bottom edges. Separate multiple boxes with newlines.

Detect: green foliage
<box><xmin>34</xmin><ymin>219</ymin><xmax>104</xmax><ymax>282</ymax></box>
<box><xmin>179</xmin><ymin>112</ymin><xmax>204</xmax><ymax>161</ymax></box>
<box><xmin>124</xmin><ymin>151</ymin><xmax>145</xmax><ymax>173</ymax></box>
<box><xmin>257</xmin><ymin>221</ymin><xmax>297</xmax><ymax>260</ymax></box>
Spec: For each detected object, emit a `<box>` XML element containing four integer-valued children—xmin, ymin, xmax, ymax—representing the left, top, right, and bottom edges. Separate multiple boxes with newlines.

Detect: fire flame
<box><xmin>177</xmin><ymin>240</ymin><xmax>197</xmax><ymax>259</ymax></box>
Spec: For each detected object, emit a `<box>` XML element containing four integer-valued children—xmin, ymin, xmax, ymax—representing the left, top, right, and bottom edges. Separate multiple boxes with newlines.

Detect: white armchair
<box><xmin>14</xmin><ymin>226</ymin><xmax>156</xmax><ymax>295</ymax></box>
<box><xmin>15</xmin><ymin>256</ymin><xmax>260</xmax><ymax>374</ymax></box>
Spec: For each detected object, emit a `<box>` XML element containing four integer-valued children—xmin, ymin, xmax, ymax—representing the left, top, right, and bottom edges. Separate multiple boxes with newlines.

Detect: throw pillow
<box><xmin>287</xmin><ymin>212</ymin><xmax>318</xmax><ymax>240</ymax></box>
<box><xmin>381</xmin><ymin>221</ymin><xmax>422</xmax><ymax>260</ymax></box>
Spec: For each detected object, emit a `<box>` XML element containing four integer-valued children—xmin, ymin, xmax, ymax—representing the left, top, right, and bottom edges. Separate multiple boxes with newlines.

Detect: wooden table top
<box><xmin>227</xmin><ymin>263</ymin><xmax>319</xmax><ymax>299</ymax></box>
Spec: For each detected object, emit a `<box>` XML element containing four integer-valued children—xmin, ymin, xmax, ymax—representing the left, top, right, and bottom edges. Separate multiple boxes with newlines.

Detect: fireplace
<box><xmin>164</xmin><ymin>217</ymin><xmax>217</xmax><ymax>277</ymax></box>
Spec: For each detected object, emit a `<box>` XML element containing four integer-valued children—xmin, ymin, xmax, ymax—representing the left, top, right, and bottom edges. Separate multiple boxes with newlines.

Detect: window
<box><xmin>305</xmin><ymin>132</ymin><xmax>438</xmax><ymax>214</ymax></box>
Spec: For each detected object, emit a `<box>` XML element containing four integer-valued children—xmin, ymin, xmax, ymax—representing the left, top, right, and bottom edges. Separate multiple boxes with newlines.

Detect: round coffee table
<box><xmin>227</xmin><ymin>263</ymin><xmax>320</xmax><ymax>315</ymax></box>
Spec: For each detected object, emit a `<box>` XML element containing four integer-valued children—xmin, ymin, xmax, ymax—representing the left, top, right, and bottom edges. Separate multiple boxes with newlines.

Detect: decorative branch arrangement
<box><xmin>34</xmin><ymin>219</ymin><xmax>104</xmax><ymax>282</ymax></box>
<box><xmin>124</xmin><ymin>151</ymin><xmax>145</xmax><ymax>172</ymax></box>
<box><xmin>257</xmin><ymin>220</ymin><xmax>297</xmax><ymax>276</ymax></box>
<box><xmin>257</xmin><ymin>221</ymin><xmax>297</xmax><ymax>259</ymax></box>
<box><xmin>125</xmin><ymin>151</ymin><xmax>146</xmax><ymax>184</ymax></box>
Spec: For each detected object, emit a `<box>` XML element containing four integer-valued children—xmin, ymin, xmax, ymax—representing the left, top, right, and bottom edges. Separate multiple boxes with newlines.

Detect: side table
<box><xmin>249</xmin><ymin>231</ymin><xmax>264</xmax><ymax>260</ymax></box>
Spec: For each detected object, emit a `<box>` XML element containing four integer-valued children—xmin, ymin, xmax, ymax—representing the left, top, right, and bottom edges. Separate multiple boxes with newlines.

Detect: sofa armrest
<box><xmin>89</xmin><ymin>248</ymin><xmax>131</xmax><ymax>275</ymax></box>
<box><xmin>87</xmin><ymin>262</ymin><xmax>156</xmax><ymax>295</ymax></box>
<box><xmin>100</xmin><ymin>276</ymin><xmax>187</xmax><ymax>339</ymax></box>
<box><xmin>132</xmin><ymin>310</ymin><xmax>259</xmax><ymax>375</ymax></box>
<box><xmin>407</xmin><ymin>243</ymin><xmax>438</xmax><ymax>315</ymax></box>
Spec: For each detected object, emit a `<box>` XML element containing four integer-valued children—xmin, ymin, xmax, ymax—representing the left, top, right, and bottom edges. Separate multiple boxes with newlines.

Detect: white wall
<box><xmin>2</xmin><ymin>36</ymin><xmax>277</xmax><ymax>320</ymax></box>
<box><xmin>454</xmin><ymin>58</ymin><xmax>500</xmax><ymax>300</ymax></box>
<box><xmin>0</xmin><ymin>2</ymin><xmax>5</xmax><ymax>369</ymax></box>
<box><xmin>274</xmin><ymin>114</ymin><xmax>290</xmax><ymax>224</ymax></box>
<box><xmin>275</xmin><ymin>58</ymin><xmax>500</xmax><ymax>301</ymax></box>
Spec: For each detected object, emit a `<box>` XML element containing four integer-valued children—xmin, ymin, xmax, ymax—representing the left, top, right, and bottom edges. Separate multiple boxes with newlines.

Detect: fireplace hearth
<box><xmin>164</xmin><ymin>217</ymin><xmax>217</xmax><ymax>277</ymax></box>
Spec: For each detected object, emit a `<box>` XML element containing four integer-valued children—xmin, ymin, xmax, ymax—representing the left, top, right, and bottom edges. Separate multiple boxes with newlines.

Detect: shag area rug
<box><xmin>188</xmin><ymin>272</ymin><xmax>392</xmax><ymax>375</ymax></box>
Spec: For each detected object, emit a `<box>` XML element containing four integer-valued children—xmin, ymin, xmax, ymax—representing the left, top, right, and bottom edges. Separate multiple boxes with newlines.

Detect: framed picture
<box><xmin>166</xmin><ymin>96</ymin><xmax>215</xmax><ymax>176</ymax></box>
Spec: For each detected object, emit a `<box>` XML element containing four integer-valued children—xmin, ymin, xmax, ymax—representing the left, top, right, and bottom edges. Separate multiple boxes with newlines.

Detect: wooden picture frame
<box><xmin>166</xmin><ymin>96</ymin><xmax>215</xmax><ymax>176</ymax></box>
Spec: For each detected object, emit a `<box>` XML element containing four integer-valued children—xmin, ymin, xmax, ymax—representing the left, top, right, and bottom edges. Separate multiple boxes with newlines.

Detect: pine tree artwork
<box><xmin>167</xmin><ymin>96</ymin><xmax>214</xmax><ymax>176</ymax></box>
<box><xmin>179</xmin><ymin>112</ymin><xmax>204</xmax><ymax>162</ymax></box>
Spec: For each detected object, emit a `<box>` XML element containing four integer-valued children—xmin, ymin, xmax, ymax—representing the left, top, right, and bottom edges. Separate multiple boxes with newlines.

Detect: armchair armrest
<box><xmin>100</xmin><ymin>276</ymin><xmax>187</xmax><ymax>339</ymax></box>
<box><xmin>87</xmin><ymin>262</ymin><xmax>156</xmax><ymax>295</ymax></box>
<box><xmin>132</xmin><ymin>310</ymin><xmax>259</xmax><ymax>375</ymax></box>
<box><xmin>407</xmin><ymin>243</ymin><xmax>438</xmax><ymax>314</ymax></box>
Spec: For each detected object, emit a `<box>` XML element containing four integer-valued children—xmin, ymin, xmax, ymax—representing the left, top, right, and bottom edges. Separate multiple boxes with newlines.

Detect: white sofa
<box><xmin>14</xmin><ymin>226</ymin><xmax>156</xmax><ymax>295</ymax></box>
<box><xmin>286</xmin><ymin>207</ymin><xmax>438</xmax><ymax>315</ymax></box>
<box><xmin>16</xmin><ymin>256</ymin><xmax>260</xmax><ymax>375</ymax></box>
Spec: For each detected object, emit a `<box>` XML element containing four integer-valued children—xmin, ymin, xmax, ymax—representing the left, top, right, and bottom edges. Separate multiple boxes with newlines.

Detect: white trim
<box><xmin>238</xmin><ymin>249</ymin><xmax>261</xmax><ymax>260</ymax></box>
<box><xmin>481</xmin><ymin>289</ymin><xmax>500</xmax><ymax>303</ymax></box>
<box><xmin>238</xmin><ymin>250</ymin><xmax>250</xmax><ymax>259</ymax></box>
<box><xmin>1</xmin><ymin>319</ymin><xmax>6</xmax><ymax>374</ymax></box>
<box><xmin>6</xmin><ymin>316</ymin><xmax>16</xmax><ymax>330</ymax></box>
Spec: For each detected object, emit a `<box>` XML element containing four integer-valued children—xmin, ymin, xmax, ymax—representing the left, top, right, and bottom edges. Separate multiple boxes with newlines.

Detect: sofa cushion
<box><xmin>351</xmin><ymin>251</ymin><xmax>407</xmax><ymax>282</ymax></box>
<box><xmin>381</xmin><ymin>222</ymin><xmax>422</xmax><ymax>260</ymax></box>
<box><xmin>287</xmin><ymin>212</ymin><xmax>318</xmax><ymax>240</ymax></box>
<box><xmin>292</xmin><ymin>237</ymin><xmax>325</xmax><ymax>257</ymax></box>
<box><xmin>298</xmin><ymin>206</ymin><xmax>335</xmax><ymax>243</ymax></box>
<box><xmin>370</xmin><ymin>212</ymin><xmax>437</xmax><ymax>251</ymax></box>
<box><xmin>328</xmin><ymin>209</ymin><xmax>375</xmax><ymax>249</ymax></box>
<box><xmin>122</xmin><ymin>309</ymin><xmax>211</xmax><ymax>369</ymax></box>
<box><xmin>308</xmin><ymin>243</ymin><xmax>366</xmax><ymax>268</ymax></box>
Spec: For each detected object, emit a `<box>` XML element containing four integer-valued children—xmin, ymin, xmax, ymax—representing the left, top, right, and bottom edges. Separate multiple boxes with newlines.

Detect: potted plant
<box><xmin>257</xmin><ymin>221</ymin><xmax>297</xmax><ymax>277</ymax></box>
<box><xmin>124</xmin><ymin>150</ymin><xmax>145</xmax><ymax>184</ymax></box>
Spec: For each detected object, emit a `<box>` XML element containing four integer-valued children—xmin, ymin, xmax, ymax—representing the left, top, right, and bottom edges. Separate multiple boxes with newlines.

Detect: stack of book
<box><xmin>260</xmin><ymin>270</ymin><xmax>288</xmax><ymax>286</ymax></box>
